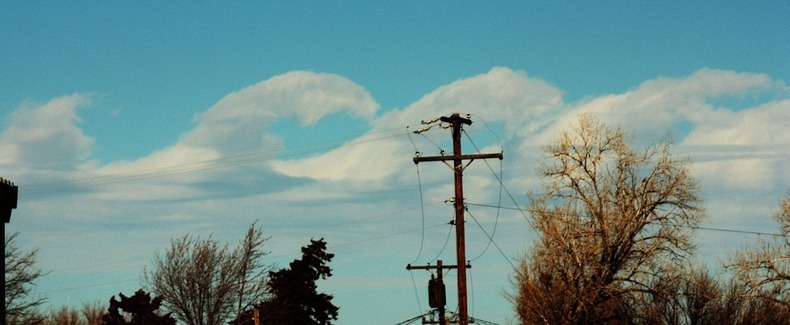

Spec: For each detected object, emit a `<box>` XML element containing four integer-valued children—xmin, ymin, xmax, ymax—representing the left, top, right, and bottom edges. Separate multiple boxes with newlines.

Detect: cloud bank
<box><xmin>1</xmin><ymin>67</ymin><xmax>787</xmax><ymax>323</ymax></box>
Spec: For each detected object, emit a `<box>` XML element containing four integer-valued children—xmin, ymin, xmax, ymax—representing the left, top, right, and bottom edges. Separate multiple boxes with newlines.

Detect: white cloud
<box><xmin>525</xmin><ymin>69</ymin><xmax>784</xmax><ymax>147</ymax></box>
<box><xmin>274</xmin><ymin>67</ymin><xmax>563</xmax><ymax>184</ymax></box>
<box><xmin>0</xmin><ymin>94</ymin><xmax>94</xmax><ymax>171</ymax></box>
<box><xmin>693</xmin><ymin>157</ymin><xmax>782</xmax><ymax>191</ymax></box>
<box><xmin>684</xmin><ymin>99</ymin><xmax>790</xmax><ymax>146</ymax></box>
<box><xmin>81</xmin><ymin>71</ymin><xmax>380</xmax><ymax>201</ymax></box>
<box><xmin>376</xmin><ymin>67</ymin><xmax>563</xmax><ymax>132</ymax></box>
<box><xmin>182</xmin><ymin>71</ymin><xmax>379</xmax><ymax>154</ymax></box>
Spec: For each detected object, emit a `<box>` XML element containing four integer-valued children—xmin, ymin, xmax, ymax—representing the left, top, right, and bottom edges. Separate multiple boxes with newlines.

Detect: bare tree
<box><xmin>43</xmin><ymin>301</ymin><xmax>107</xmax><ymax>325</ymax></box>
<box><xmin>46</xmin><ymin>305</ymin><xmax>81</xmax><ymax>325</ymax></box>
<box><xmin>512</xmin><ymin>115</ymin><xmax>705</xmax><ymax>324</ymax></box>
<box><xmin>626</xmin><ymin>266</ymin><xmax>726</xmax><ymax>324</ymax></box>
<box><xmin>232</xmin><ymin>221</ymin><xmax>271</xmax><ymax>324</ymax></box>
<box><xmin>727</xmin><ymin>194</ymin><xmax>790</xmax><ymax>307</ymax></box>
<box><xmin>143</xmin><ymin>223</ymin><xmax>270</xmax><ymax>325</ymax></box>
<box><xmin>5</xmin><ymin>232</ymin><xmax>47</xmax><ymax>325</ymax></box>
<box><xmin>80</xmin><ymin>302</ymin><xmax>105</xmax><ymax>325</ymax></box>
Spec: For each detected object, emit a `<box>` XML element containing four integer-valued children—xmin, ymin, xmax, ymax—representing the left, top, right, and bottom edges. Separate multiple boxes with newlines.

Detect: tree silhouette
<box><xmin>101</xmin><ymin>289</ymin><xmax>175</xmax><ymax>325</ymax></box>
<box><xmin>512</xmin><ymin>115</ymin><xmax>706</xmax><ymax>324</ymax></box>
<box><xmin>235</xmin><ymin>238</ymin><xmax>338</xmax><ymax>325</ymax></box>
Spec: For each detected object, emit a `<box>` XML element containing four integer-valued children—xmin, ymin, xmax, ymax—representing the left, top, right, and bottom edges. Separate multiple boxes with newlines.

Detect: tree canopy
<box><xmin>728</xmin><ymin>194</ymin><xmax>789</xmax><ymax>309</ymax></box>
<box><xmin>513</xmin><ymin>115</ymin><xmax>706</xmax><ymax>324</ymax></box>
<box><xmin>143</xmin><ymin>223</ymin><xmax>271</xmax><ymax>325</ymax></box>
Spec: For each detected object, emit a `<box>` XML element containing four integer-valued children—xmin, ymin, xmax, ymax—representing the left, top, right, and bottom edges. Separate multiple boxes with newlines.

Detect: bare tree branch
<box><xmin>143</xmin><ymin>223</ymin><xmax>271</xmax><ymax>325</ymax></box>
<box><xmin>5</xmin><ymin>232</ymin><xmax>47</xmax><ymax>325</ymax></box>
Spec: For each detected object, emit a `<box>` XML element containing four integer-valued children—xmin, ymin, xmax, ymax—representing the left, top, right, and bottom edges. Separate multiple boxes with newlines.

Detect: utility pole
<box><xmin>411</xmin><ymin>113</ymin><xmax>503</xmax><ymax>325</ymax></box>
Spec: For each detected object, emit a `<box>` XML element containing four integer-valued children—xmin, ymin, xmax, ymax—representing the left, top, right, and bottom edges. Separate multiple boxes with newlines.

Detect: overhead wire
<box><xmin>458</xmin><ymin>126</ymin><xmax>533</xmax><ymax>230</ymax></box>
<box><xmin>406</xmin><ymin>114</ymin><xmax>516</xmax><ymax>321</ymax></box>
<box><xmin>406</xmin><ymin>126</ymin><xmax>426</xmax><ymax>264</ymax></box>
<box><xmin>411</xmin><ymin>115</ymin><xmax>511</xmax><ymax>264</ymax></box>
<box><xmin>465</xmin><ymin>207</ymin><xmax>517</xmax><ymax>270</ymax></box>
<box><xmin>461</xmin><ymin>126</ymin><xmax>505</xmax><ymax>262</ymax></box>
<box><xmin>45</xmin><ymin>201</ymin><xmax>446</xmax><ymax>276</ymax></box>
<box><xmin>42</xmin><ymin>194</ymin><xmax>450</xmax><ymax>296</ymax></box>
<box><xmin>393</xmin><ymin>312</ymin><xmax>431</xmax><ymax>325</ymax></box>
<box><xmin>464</xmin><ymin>202</ymin><xmax>788</xmax><ymax>238</ymax></box>
<box><xmin>22</xmin><ymin>125</ymin><xmax>414</xmax><ymax>197</ymax></box>
<box><xmin>409</xmin><ymin>270</ymin><xmax>423</xmax><ymax>315</ymax></box>
<box><xmin>428</xmin><ymin>219</ymin><xmax>455</xmax><ymax>264</ymax></box>
<box><xmin>34</xmin><ymin>122</ymin><xmax>463</xmax><ymax>299</ymax></box>
<box><xmin>469</xmin><ymin>114</ymin><xmax>503</xmax><ymax>145</ymax></box>
<box><xmin>41</xmin><ymin>278</ymin><xmax>140</xmax><ymax>294</ymax></box>
<box><xmin>44</xmin><ymin>220</ymin><xmax>451</xmax><ymax>295</ymax></box>
<box><xmin>462</xmin><ymin>114</ymin><xmax>784</xmax><ymax>239</ymax></box>
<box><xmin>408</xmin><ymin>118</ymin><xmax>457</xmax><ymax>265</ymax></box>
<box><xmin>419</xmin><ymin>133</ymin><xmax>445</xmax><ymax>153</ymax></box>
<box><xmin>469</xmin><ymin>265</ymin><xmax>475</xmax><ymax>318</ymax></box>
<box><xmin>327</xmin><ymin>222</ymin><xmax>447</xmax><ymax>252</ymax></box>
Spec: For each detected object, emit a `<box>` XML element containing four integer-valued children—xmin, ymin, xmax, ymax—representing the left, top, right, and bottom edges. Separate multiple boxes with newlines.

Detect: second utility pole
<box><xmin>413</xmin><ymin>113</ymin><xmax>502</xmax><ymax>325</ymax></box>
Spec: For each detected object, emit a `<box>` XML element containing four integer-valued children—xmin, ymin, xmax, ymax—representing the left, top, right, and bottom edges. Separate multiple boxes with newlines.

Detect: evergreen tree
<box><xmin>235</xmin><ymin>238</ymin><xmax>338</xmax><ymax>325</ymax></box>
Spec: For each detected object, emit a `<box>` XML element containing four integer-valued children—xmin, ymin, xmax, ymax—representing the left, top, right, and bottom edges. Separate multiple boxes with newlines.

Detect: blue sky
<box><xmin>1</xmin><ymin>2</ymin><xmax>788</xmax><ymax>324</ymax></box>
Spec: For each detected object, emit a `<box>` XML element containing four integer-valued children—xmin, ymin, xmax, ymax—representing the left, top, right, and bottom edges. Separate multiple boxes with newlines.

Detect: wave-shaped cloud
<box><xmin>2</xmin><ymin>68</ymin><xmax>786</xmax><ymax>204</ymax></box>
<box><xmin>182</xmin><ymin>71</ymin><xmax>379</xmax><ymax>154</ymax></box>
<box><xmin>1</xmin><ymin>67</ymin><xmax>787</xmax><ymax>325</ymax></box>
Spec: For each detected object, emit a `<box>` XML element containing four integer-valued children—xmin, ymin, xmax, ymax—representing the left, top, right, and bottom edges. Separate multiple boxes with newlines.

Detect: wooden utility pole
<box><xmin>412</xmin><ymin>114</ymin><xmax>502</xmax><ymax>325</ymax></box>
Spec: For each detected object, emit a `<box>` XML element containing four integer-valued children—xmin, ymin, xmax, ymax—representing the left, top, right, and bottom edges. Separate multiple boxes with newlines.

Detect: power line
<box><xmin>42</xmin><ymin>279</ymin><xmax>140</xmax><ymax>294</ymax></box>
<box><xmin>464</xmin><ymin>202</ymin><xmax>788</xmax><ymax>238</ymax></box>
<box><xmin>326</xmin><ymin>223</ymin><xmax>448</xmax><ymax>252</ymax></box>
<box><xmin>457</xmin><ymin>129</ymin><xmax>533</xmax><ymax>230</ymax></box>
<box><xmin>46</xmin><ymin>201</ymin><xmax>445</xmax><ymax>275</ymax></box>
<box><xmin>22</xmin><ymin>125</ymin><xmax>414</xmax><ymax>197</ymax></box>
<box><xmin>465</xmin><ymin>208</ymin><xmax>516</xmax><ymax>270</ymax></box>
<box><xmin>409</xmin><ymin>270</ymin><xmax>423</xmax><ymax>316</ymax></box>
<box><xmin>407</xmin><ymin>126</ymin><xmax>427</xmax><ymax>264</ymax></box>
<box><xmin>461</xmin><ymin>128</ymin><xmax>505</xmax><ymax>262</ymax></box>
<box><xmin>427</xmin><ymin>221</ymin><xmax>455</xmax><ymax>264</ymax></box>
<box><xmin>693</xmin><ymin>226</ymin><xmax>787</xmax><ymax>238</ymax></box>
<box><xmin>43</xmin><ymin>221</ymin><xmax>450</xmax><ymax>295</ymax></box>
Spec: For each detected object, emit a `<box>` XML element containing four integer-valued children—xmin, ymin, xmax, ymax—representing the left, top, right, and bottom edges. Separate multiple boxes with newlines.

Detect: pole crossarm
<box><xmin>406</xmin><ymin>263</ymin><xmax>471</xmax><ymax>271</ymax></box>
<box><xmin>413</xmin><ymin>153</ymin><xmax>503</xmax><ymax>164</ymax></box>
<box><xmin>440</xmin><ymin>115</ymin><xmax>472</xmax><ymax>125</ymax></box>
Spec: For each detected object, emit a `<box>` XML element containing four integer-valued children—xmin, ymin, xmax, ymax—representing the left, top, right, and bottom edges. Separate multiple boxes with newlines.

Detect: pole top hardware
<box><xmin>1</xmin><ymin>177</ymin><xmax>19</xmax><ymax>223</ymax></box>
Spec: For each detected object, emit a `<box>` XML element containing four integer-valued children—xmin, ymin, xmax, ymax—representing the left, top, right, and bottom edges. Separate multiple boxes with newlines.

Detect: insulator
<box><xmin>421</xmin><ymin>117</ymin><xmax>441</xmax><ymax>125</ymax></box>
